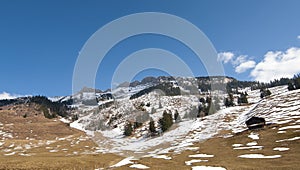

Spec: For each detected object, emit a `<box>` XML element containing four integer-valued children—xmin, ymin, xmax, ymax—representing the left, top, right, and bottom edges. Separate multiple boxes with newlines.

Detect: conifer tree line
<box><xmin>123</xmin><ymin>109</ymin><xmax>182</xmax><ymax>136</ymax></box>
<box><xmin>0</xmin><ymin>95</ymin><xmax>69</xmax><ymax>118</ymax></box>
<box><xmin>288</xmin><ymin>74</ymin><xmax>300</xmax><ymax>91</ymax></box>
<box><xmin>130</xmin><ymin>82</ymin><xmax>181</xmax><ymax>100</ymax></box>
<box><xmin>224</xmin><ymin>93</ymin><xmax>235</xmax><ymax>107</ymax></box>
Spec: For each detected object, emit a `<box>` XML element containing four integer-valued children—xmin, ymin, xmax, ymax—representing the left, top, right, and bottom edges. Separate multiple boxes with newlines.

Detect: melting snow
<box><xmin>110</xmin><ymin>157</ymin><xmax>136</xmax><ymax>167</ymax></box>
<box><xmin>65</xmin><ymin>85</ymin><xmax>300</xmax><ymax>158</ymax></box>
<box><xmin>246</xmin><ymin>141</ymin><xmax>257</xmax><ymax>146</ymax></box>
<box><xmin>192</xmin><ymin>166</ymin><xmax>227</xmax><ymax>170</ymax></box>
<box><xmin>185</xmin><ymin>147</ymin><xmax>200</xmax><ymax>151</ymax></box>
<box><xmin>152</xmin><ymin>154</ymin><xmax>172</xmax><ymax>160</ymax></box>
<box><xmin>276</xmin><ymin>137</ymin><xmax>300</xmax><ymax>142</ymax></box>
<box><xmin>248</xmin><ymin>133</ymin><xmax>259</xmax><ymax>140</ymax></box>
<box><xmin>185</xmin><ymin>159</ymin><xmax>208</xmax><ymax>166</ymax></box>
<box><xmin>189</xmin><ymin>154</ymin><xmax>214</xmax><ymax>158</ymax></box>
<box><xmin>232</xmin><ymin>144</ymin><xmax>243</xmax><ymax>147</ymax></box>
<box><xmin>13</xmin><ymin>145</ymin><xmax>23</xmax><ymax>150</ymax></box>
<box><xmin>233</xmin><ymin>146</ymin><xmax>263</xmax><ymax>150</ymax></box>
<box><xmin>238</xmin><ymin>154</ymin><xmax>281</xmax><ymax>159</ymax></box>
<box><xmin>4</xmin><ymin>152</ymin><xmax>15</xmax><ymax>156</ymax></box>
<box><xmin>129</xmin><ymin>164</ymin><xmax>150</xmax><ymax>169</ymax></box>
<box><xmin>19</xmin><ymin>153</ymin><xmax>32</xmax><ymax>156</ymax></box>
<box><xmin>0</xmin><ymin>142</ymin><xmax>4</xmax><ymax>147</ymax></box>
<box><xmin>49</xmin><ymin>149</ymin><xmax>59</xmax><ymax>153</ymax></box>
<box><xmin>278</xmin><ymin>125</ymin><xmax>300</xmax><ymax>131</ymax></box>
<box><xmin>273</xmin><ymin>147</ymin><xmax>290</xmax><ymax>151</ymax></box>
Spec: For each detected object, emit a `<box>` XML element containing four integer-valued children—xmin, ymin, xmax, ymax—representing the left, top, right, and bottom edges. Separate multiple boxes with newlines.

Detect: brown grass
<box><xmin>130</xmin><ymin>123</ymin><xmax>300</xmax><ymax>170</ymax></box>
<box><xmin>0</xmin><ymin>105</ymin><xmax>122</xmax><ymax>170</ymax></box>
<box><xmin>1</xmin><ymin>104</ymin><xmax>299</xmax><ymax>170</ymax></box>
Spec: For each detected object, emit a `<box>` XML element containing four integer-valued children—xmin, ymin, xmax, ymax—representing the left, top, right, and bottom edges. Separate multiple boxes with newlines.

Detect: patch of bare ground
<box><xmin>0</xmin><ymin>104</ymin><xmax>122</xmax><ymax>169</ymax></box>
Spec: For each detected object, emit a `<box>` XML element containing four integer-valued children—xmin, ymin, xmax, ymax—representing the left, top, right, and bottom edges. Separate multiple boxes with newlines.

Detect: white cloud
<box><xmin>218</xmin><ymin>52</ymin><xmax>234</xmax><ymax>63</ymax></box>
<box><xmin>0</xmin><ymin>92</ymin><xmax>27</xmax><ymax>100</ymax></box>
<box><xmin>218</xmin><ymin>52</ymin><xmax>256</xmax><ymax>74</ymax></box>
<box><xmin>297</xmin><ymin>35</ymin><xmax>300</xmax><ymax>39</ymax></box>
<box><xmin>251</xmin><ymin>47</ymin><xmax>300</xmax><ymax>82</ymax></box>
<box><xmin>0</xmin><ymin>92</ymin><xmax>23</xmax><ymax>100</ymax></box>
<box><xmin>232</xmin><ymin>55</ymin><xmax>247</xmax><ymax>66</ymax></box>
<box><xmin>235</xmin><ymin>60</ymin><xmax>256</xmax><ymax>73</ymax></box>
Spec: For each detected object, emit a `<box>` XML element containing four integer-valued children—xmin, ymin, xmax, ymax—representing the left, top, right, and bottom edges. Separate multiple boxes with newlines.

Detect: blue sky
<box><xmin>0</xmin><ymin>0</ymin><xmax>300</xmax><ymax>97</ymax></box>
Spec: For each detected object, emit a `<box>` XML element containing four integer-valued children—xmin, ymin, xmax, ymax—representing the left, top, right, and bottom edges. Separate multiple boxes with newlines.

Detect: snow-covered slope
<box><xmin>67</xmin><ymin>84</ymin><xmax>300</xmax><ymax>160</ymax></box>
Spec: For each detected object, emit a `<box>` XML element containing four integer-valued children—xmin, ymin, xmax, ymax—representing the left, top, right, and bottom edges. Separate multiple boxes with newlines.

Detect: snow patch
<box><xmin>246</xmin><ymin>141</ymin><xmax>257</xmax><ymax>146</ymax></box>
<box><xmin>189</xmin><ymin>154</ymin><xmax>214</xmax><ymax>158</ymax></box>
<box><xmin>152</xmin><ymin>154</ymin><xmax>172</xmax><ymax>160</ymax></box>
<box><xmin>273</xmin><ymin>147</ymin><xmax>290</xmax><ymax>151</ymax></box>
<box><xmin>278</xmin><ymin>125</ymin><xmax>300</xmax><ymax>131</ymax></box>
<box><xmin>129</xmin><ymin>164</ymin><xmax>150</xmax><ymax>169</ymax></box>
<box><xmin>238</xmin><ymin>154</ymin><xmax>281</xmax><ymax>159</ymax></box>
<box><xmin>110</xmin><ymin>157</ymin><xmax>136</xmax><ymax>167</ymax></box>
<box><xmin>248</xmin><ymin>133</ymin><xmax>259</xmax><ymax>140</ymax></box>
<box><xmin>232</xmin><ymin>144</ymin><xmax>243</xmax><ymax>147</ymax></box>
<box><xmin>49</xmin><ymin>149</ymin><xmax>59</xmax><ymax>153</ymax></box>
<box><xmin>192</xmin><ymin>166</ymin><xmax>227</xmax><ymax>170</ymax></box>
<box><xmin>4</xmin><ymin>152</ymin><xmax>15</xmax><ymax>156</ymax></box>
<box><xmin>233</xmin><ymin>146</ymin><xmax>263</xmax><ymax>150</ymax></box>
<box><xmin>276</xmin><ymin>137</ymin><xmax>300</xmax><ymax>142</ymax></box>
<box><xmin>59</xmin><ymin>118</ymin><xmax>71</xmax><ymax>124</ymax></box>
<box><xmin>185</xmin><ymin>159</ymin><xmax>208</xmax><ymax>166</ymax></box>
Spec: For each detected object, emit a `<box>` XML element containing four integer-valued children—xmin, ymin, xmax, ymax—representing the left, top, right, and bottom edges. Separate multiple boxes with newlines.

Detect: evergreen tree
<box><xmin>294</xmin><ymin>75</ymin><xmax>300</xmax><ymax>89</ymax></box>
<box><xmin>124</xmin><ymin>122</ymin><xmax>133</xmax><ymax>136</ymax></box>
<box><xmin>149</xmin><ymin>118</ymin><xmax>156</xmax><ymax>133</ymax></box>
<box><xmin>238</xmin><ymin>92</ymin><xmax>248</xmax><ymax>105</ymax></box>
<box><xmin>288</xmin><ymin>82</ymin><xmax>295</xmax><ymax>91</ymax></box>
<box><xmin>260</xmin><ymin>88</ymin><xmax>272</xmax><ymax>98</ymax></box>
<box><xmin>224</xmin><ymin>98</ymin><xmax>230</xmax><ymax>107</ymax></box>
<box><xmin>174</xmin><ymin>110</ymin><xmax>179</xmax><ymax>121</ymax></box>
<box><xmin>159</xmin><ymin>110</ymin><xmax>173</xmax><ymax>132</ymax></box>
<box><xmin>224</xmin><ymin>93</ymin><xmax>234</xmax><ymax>107</ymax></box>
<box><xmin>133</xmin><ymin>121</ymin><xmax>143</xmax><ymax>129</ymax></box>
<box><xmin>174</xmin><ymin>110</ymin><xmax>181</xmax><ymax>123</ymax></box>
<box><xmin>72</xmin><ymin>114</ymin><xmax>79</xmax><ymax>121</ymax></box>
<box><xmin>199</xmin><ymin>97</ymin><xmax>206</xmax><ymax>103</ymax></box>
<box><xmin>266</xmin><ymin>89</ymin><xmax>271</xmax><ymax>96</ymax></box>
<box><xmin>206</xmin><ymin>97</ymin><xmax>211</xmax><ymax>104</ymax></box>
<box><xmin>260</xmin><ymin>89</ymin><xmax>264</xmax><ymax>98</ymax></box>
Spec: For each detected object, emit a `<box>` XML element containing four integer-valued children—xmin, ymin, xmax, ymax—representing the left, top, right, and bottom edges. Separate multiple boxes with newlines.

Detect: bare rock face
<box><xmin>246</xmin><ymin>116</ymin><xmax>265</xmax><ymax>130</ymax></box>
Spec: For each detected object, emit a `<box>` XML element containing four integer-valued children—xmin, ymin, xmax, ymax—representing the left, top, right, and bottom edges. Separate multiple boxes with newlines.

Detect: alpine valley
<box><xmin>0</xmin><ymin>76</ymin><xmax>299</xmax><ymax>170</ymax></box>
